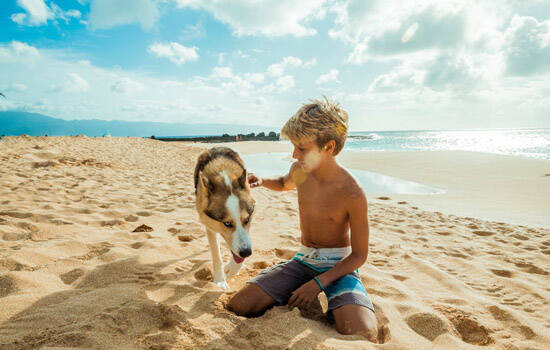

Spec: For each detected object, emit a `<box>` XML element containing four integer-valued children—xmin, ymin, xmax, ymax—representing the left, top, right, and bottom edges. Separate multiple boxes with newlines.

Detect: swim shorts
<box><xmin>248</xmin><ymin>244</ymin><xmax>374</xmax><ymax>313</ymax></box>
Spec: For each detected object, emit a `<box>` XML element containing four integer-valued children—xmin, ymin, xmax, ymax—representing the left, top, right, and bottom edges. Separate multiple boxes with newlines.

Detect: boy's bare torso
<box><xmin>294</xmin><ymin>163</ymin><xmax>358</xmax><ymax>248</ymax></box>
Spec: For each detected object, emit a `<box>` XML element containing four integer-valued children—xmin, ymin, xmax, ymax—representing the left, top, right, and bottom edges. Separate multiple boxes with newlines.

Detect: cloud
<box><xmin>181</xmin><ymin>21</ymin><xmax>206</xmax><ymax>40</ymax></box>
<box><xmin>11</xmin><ymin>0</ymin><xmax>52</xmax><ymax>26</ymax></box>
<box><xmin>50</xmin><ymin>73</ymin><xmax>89</xmax><ymax>93</ymax></box>
<box><xmin>11</xmin><ymin>0</ymin><xmax>81</xmax><ymax>26</ymax></box>
<box><xmin>275</xmin><ymin>75</ymin><xmax>295</xmax><ymax>92</ymax></box>
<box><xmin>174</xmin><ymin>0</ymin><xmax>326</xmax><ymax>37</ymax></box>
<box><xmin>503</xmin><ymin>15</ymin><xmax>550</xmax><ymax>76</ymax></box>
<box><xmin>111</xmin><ymin>78</ymin><xmax>145</xmax><ymax>94</ymax></box>
<box><xmin>316</xmin><ymin>69</ymin><xmax>340</xmax><ymax>84</ymax></box>
<box><xmin>88</xmin><ymin>0</ymin><xmax>159</xmax><ymax>30</ymax></box>
<box><xmin>329</xmin><ymin>0</ymin><xmax>503</xmax><ymax>63</ymax></box>
<box><xmin>267</xmin><ymin>56</ymin><xmax>303</xmax><ymax>77</ymax></box>
<box><xmin>148</xmin><ymin>42</ymin><xmax>199</xmax><ymax>65</ymax></box>
<box><xmin>10</xmin><ymin>41</ymin><xmax>40</xmax><ymax>57</ymax></box>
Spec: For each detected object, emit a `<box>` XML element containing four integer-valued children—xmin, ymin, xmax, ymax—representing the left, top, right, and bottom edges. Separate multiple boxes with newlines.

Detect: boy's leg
<box><xmin>324</xmin><ymin>272</ymin><xmax>377</xmax><ymax>342</ymax></box>
<box><xmin>227</xmin><ymin>283</ymin><xmax>276</xmax><ymax>317</ymax></box>
<box><xmin>332</xmin><ymin>304</ymin><xmax>378</xmax><ymax>342</ymax></box>
<box><xmin>228</xmin><ymin>259</ymin><xmax>315</xmax><ymax>317</ymax></box>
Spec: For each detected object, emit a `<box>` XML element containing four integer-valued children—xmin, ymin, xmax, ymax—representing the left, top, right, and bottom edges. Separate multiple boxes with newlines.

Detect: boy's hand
<box><xmin>248</xmin><ymin>173</ymin><xmax>263</xmax><ymax>188</ymax></box>
<box><xmin>288</xmin><ymin>280</ymin><xmax>321</xmax><ymax>310</ymax></box>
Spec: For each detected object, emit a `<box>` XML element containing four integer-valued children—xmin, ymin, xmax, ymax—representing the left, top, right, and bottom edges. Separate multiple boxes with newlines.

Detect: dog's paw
<box><xmin>214</xmin><ymin>279</ymin><xmax>230</xmax><ymax>290</ymax></box>
<box><xmin>224</xmin><ymin>261</ymin><xmax>243</xmax><ymax>277</ymax></box>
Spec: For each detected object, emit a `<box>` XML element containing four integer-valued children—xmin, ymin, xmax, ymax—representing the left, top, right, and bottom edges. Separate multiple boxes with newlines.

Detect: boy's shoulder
<box><xmin>336</xmin><ymin>166</ymin><xmax>366</xmax><ymax>200</ymax></box>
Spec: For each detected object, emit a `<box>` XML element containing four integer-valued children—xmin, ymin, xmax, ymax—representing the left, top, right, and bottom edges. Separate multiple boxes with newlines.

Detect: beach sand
<box><xmin>0</xmin><ymin>136</ymin><xmax>548</xmax><ymax>349</ymax></box>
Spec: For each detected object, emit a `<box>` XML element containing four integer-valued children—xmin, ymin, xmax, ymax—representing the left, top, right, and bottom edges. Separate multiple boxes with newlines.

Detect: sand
<box><xmin>0</xmin><ymin>136</ymin><xmax>548</xmax><ymax>349</ymax></box>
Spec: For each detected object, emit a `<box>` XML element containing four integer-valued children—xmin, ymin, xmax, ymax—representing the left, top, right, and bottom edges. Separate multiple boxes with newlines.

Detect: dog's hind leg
<box><xmin>206</xmin><ymin>228</ymin><xmax>229</xmax><ymax>290</ymax></box>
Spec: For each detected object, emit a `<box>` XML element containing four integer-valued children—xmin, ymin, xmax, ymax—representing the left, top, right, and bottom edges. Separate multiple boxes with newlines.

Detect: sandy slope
<box><xmin>0</xmin><ymin>136</ymin><xmax>548</xmax><ymax>349</ymax></box>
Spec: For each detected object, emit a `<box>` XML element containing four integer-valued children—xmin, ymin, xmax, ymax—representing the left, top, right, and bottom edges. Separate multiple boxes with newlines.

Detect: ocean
<box><xmin>344</xmin><ymin>128</ymin><xmax>550</xmax><ymax>160</ymax></box>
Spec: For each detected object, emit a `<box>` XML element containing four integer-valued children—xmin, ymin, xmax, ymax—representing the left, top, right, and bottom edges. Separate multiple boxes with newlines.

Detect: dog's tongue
<box><xmin>232</xmin><ymin>252</ymin><xmax>245</xmax><ymax>264</ymax></box>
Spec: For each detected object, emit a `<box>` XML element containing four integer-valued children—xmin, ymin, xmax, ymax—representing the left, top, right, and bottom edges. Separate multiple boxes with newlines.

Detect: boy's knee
<box><xmin>336</xmin><ymin>320</ymin><xmax>378</xmax><ymax>342</ymax></box>
<box><xmin>227</xmin><ymin>293</ymin><xmax>250</xmax><ymax>316</ymax></box>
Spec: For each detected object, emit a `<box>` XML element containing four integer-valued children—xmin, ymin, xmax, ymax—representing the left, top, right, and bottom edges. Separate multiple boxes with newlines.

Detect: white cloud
<box><xmin>88</xmin><ymin>0</ymin><xmax>159</xmax><ymax>30</ymax></box>
<box><xmin>276</xmin><ymin>75</ymin><xmax>295</xmax><ymax>92</ymax></box>
<box><xmin>503</xmin><ymin>15</ymin><xmax>550</xmax><ymax>76</ymax></box>
<box><xmin>316</xmin><ymin>69</ymin><xmax>340</xmax><ymax>84</ymax></box>
<box><xmin>174</xmin><ymin>0</ymin><xmax>326</xmax><ymax>37</ymax></box>
<box><xmin>50</xmin><ymin>73</ymin><xmax>89</xmax><ymax>93</ymax></box>
<box><xmin>11</xmin><ymin>0</ymin><xmax>52</xmax><ymax>26</ymax></box>
<box><xmin>245</xmin><ymin>73</ymin><xmax>265</xmax><ymax>84</ymax></box>
<box><xmin>111</xmin><ymin>78</ymin><xmax>145</xmax><ymax>94</ymax></box>
<box><xmin>148</xmin><ymin>42</ymin><xmax>199</xmax><ymax>65</ymax></box>
<box><xmin>11</xmin><ymin>0</ymin><xmax>81</xmax><ymax>26</ymax></box>
<box><xmin>267</xmin><ymin>56</ymin><xmax>303</xmax><ymax>77</ymax></box>
<box><xmin>304</xmin><ymin>58</ymin><xmax>317</xmax><ymax>68</ymax></box>
<box><xmin>10</xmin><ymin>41</ymin><xmax>40</xmax><ymax>57</ymax></box>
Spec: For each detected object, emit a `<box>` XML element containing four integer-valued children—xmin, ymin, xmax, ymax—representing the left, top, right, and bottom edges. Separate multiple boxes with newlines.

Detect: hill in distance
<box><xmin>0</xmin><ymin>111</ymin><xmax>278</xmax><ymax>137</ymax></box>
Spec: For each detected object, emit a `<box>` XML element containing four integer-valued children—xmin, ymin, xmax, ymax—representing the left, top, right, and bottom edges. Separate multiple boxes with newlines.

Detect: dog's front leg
<box><xmin>224</xmin><ymin>259</ymin><xmax>243</xmax><ymax>277</ymax></box>
<box><xmin>206</xmin><ymin>228</ymin><xmax>229</xmax><ymax>290</ymax></box>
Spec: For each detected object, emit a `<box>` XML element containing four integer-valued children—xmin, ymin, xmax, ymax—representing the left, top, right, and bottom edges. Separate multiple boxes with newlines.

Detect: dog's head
<box><xmin>197</xmin><ymin>164</ymin><xmax>255</xmax><ymax>263</ymax></box>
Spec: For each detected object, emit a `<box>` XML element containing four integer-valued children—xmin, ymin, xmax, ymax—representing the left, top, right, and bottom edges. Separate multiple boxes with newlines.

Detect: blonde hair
<box><xmin>281</xmin><ymin>96</ymin><xmax>349</xmax><ymax>155</ymax></box>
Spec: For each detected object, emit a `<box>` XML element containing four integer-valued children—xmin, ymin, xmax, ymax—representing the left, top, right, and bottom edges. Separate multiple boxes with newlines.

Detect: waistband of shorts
<box><xmin>297</xmin><ymin>244</ymin><xmax>352</xmax><ymax>259</ymax></box>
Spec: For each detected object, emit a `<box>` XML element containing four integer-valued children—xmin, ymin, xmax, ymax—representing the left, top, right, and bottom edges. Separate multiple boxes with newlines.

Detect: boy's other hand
<box><xmin>288</xmin><ymin>280</ymin><xmax>321</xmax><ymax>310</ymax></box>
<box><xmin>248</xmin><ymin>173</ymin><xmax>263</xmax><ymax>188</ymax></box>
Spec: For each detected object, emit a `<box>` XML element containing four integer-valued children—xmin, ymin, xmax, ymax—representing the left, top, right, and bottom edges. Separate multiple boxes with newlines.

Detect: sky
<box><xmin>0</xmin><ymin>0</ymin><xmax>549</xmax><ymax>131</ymax></box>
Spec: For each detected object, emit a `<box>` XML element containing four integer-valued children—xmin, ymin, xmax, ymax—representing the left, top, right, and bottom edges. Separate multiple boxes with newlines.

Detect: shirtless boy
<box><xmin>227</xmin><ymin>98</ymin><xmax>378</xmax><ymax>342</ymax></box>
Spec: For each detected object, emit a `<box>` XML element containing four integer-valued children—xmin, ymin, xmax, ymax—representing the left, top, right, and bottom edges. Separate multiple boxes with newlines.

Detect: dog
<box><xmin>194</xmin><ymin>147</ymin><xmax>255</xmax><ymax>289</ymax></box>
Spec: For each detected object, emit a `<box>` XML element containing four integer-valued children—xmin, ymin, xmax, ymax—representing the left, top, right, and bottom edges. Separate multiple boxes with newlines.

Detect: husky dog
<box><xmin>194</xmin><ymin>147</ymin><xmax>255</xmax><ymax>289</ymax></box>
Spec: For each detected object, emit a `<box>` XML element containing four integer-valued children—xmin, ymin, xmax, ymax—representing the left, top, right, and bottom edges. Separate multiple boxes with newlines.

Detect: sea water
<box><xmin>242</xmin><ymin>153</ymin><xmax>443</xmax><ymax>195</ymax></box>
<box><xmin>345</xmin><ymin>128</ymin><xmax>550</xmax><ymax>160</ymax></box>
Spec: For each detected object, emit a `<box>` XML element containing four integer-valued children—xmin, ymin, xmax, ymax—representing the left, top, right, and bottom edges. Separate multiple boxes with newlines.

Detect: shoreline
<box><xmin>188</xmin><ymin>141</ymin><xmax>550</xmax><ymax>228</ymax></box>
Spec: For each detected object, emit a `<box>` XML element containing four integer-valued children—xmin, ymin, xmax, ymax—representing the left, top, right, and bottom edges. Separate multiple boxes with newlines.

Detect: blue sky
<box><xmin>1</xmin><ymin>0</ymin><xmax>549</xmax><ymax>131</ymax></box>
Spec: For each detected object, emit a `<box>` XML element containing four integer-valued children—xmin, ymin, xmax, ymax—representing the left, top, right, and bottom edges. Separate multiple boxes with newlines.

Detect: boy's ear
<box><xmin>324</xmin><ymin>140</ymin><xmax>336</xmax><ymax>154</ymax></box>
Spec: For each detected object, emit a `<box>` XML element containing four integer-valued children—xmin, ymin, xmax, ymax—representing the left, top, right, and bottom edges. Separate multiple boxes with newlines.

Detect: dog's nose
<box><xmin>239</xmin><ymin>248</ymin><xmax>252</xmax><ymax>258</ymax></box>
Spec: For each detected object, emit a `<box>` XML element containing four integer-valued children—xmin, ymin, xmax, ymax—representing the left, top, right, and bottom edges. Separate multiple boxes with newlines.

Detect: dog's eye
<box><xmin>243</xmin><ymin>218</ymin><xmax>249</xmax><ymax>225</ymax></box>
<box><xmin>223</xmin><ymin>221</ymin><xmax>233</xmax><ymax>228</ymax></box>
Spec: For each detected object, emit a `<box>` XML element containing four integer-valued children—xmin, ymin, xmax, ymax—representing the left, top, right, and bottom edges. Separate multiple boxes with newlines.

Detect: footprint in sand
<box><xmin>377</xmin><ymin>196</ymin><xmax>391</xmax><ymax>200</ymax></box>
<box><xmin>406</xmin><ymin>312</ymin><xmax>453</xmax><ymax>341</ymax></box>
<box><xmin>510</xmin><ymin>233</ymin><xmax>529</xmax><ymax>241</ymax></box>
<box><xmin>60</xmin><ymin>268</ymin><xmax>86</xmax><ymax>285</ymax></box>
<box><xmin>194</xmin><ymin>265</ymin><xmax>213</xmax><ymax>281</ymax></box>
<box><xmin>253</xmin><ymin>261</ymin><xmax>269</xmax><ymax>269</ymax></box>
<box><xmin>177</xmin><ymin>235</ymin><xmax>194</xmax><ymax>242</ymax></box>
<box><xmin>514</xmin><ymin>262</ymin><xmax>548</xmax><ymax>275</ymax></box>
<box><xmin>131</xmin><ymin>242</ymin><xmax>146</xmax><ymax>249</ymax></box>
<box><xmin>125</xmin><ymin>215</ymin><xmax>139</xmax><ymax>222</ymax></box>
<box><xmin>487</xmin><ymin>305</ymin><xmax>536</xmax><ymax>340</ymax></box>
<box><xmin>274</xmin><ymin>248</ymin><xmax>296</xmax><ymax>260</ymax></box>
<box><xmin>136</xmin><ymin>211</ymin><xmax>153</xmax><ymax>217</ymax></box>
<box><xmin>0</xmin><ymin>275</ymin><xmax>17</xmax><ymax>297</ymax></box>
<box><xmin>437</xmin><ymin>306</ymin><xmax>493</xmax><ymax>346</ymax></box>
<box><xmin>472</xmin><ymin>230</ymin><xmax>495</xmax><ymax>237</ymax></box>
<box><xmin>490</xmin><ymin>269</ymin><xmax>513</xmax><ymax>278</ymax></box>
<box><xmin>168</xmin><ymin>227</ymin><xmax>183</xmax><ymax>235</ymax></box>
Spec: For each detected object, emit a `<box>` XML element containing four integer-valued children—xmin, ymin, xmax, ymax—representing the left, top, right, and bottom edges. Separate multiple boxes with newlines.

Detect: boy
<box><xmin>227</xmin><ymin>97</ymin><xmax>377</xmax><ymax>342</ymax></box>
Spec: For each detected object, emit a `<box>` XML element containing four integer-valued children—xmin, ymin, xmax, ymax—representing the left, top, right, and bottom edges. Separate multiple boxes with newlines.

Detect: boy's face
<box><xmin>291</xmin><ymin>140</ymin><xmax>323</xmax><ymax>172</ymax></box>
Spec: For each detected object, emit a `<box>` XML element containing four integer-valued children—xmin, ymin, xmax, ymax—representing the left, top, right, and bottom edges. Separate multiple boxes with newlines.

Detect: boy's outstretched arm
<box><xmin>288</xmin><ymin>188</ymin><xmax>370</xmax><ymax>309</ymax></box>
<box><xmin>249</xmin><ymin>162</ymin><xmax>298</xmax><ymax>191</ymax></box>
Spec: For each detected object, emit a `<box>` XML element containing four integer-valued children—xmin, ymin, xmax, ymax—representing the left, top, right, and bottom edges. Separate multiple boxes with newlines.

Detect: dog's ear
<box><xmin>238</xmin><ymin>169</ymin><xmax>247</xmax><ymax>188</ymax></box>
<box><xmin>200</xmin><ymin>173</ymin><xmax>215</xmax><ymax>194</ymax></box>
